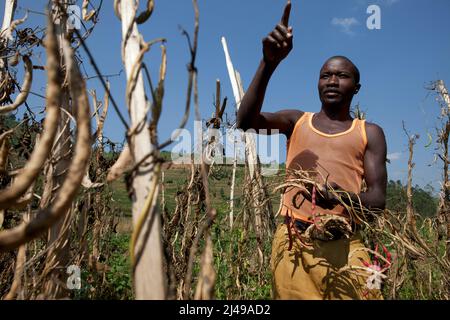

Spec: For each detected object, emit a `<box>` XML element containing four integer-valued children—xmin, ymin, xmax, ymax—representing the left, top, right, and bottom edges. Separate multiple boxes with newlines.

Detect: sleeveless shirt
<box><xmin>281</xmin><ymin>112</ymin><xmax>368</xmax><ymax>222</ymax></box>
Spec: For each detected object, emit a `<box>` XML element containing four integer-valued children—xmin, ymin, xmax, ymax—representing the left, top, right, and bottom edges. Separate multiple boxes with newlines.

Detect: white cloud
<box><xmin>331</xmin><ymin>17</ymin><xmax>359</xmax><ymax>35</ymax></box>
<box><xmin>354</xmin><ymin>0</ymin><xmax>400</xmax><ymax>6</ymax></box>
<box><xmin>384</xmin><ymin>0</ymin><xmax>400</xmax><ymax>6</ymax></box>
<box><xmin>387</xmin><ymin>152</ymin><xmax>402</xmax><ymax>161</ymax></box>
<box><xmin>352</xmin><ymin>0</ymin><xmax>399</xmax><ymax>13</ymax></box>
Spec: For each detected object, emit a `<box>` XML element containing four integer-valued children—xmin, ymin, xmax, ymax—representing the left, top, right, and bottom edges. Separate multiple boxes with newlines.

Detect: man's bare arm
<box><xmin>236</xmin><ymin>1</ymin><xmax>299</xmax><ymax>137</ymax></box>
<box><xmin>255</xmin><ymin>110</ymin><xmax>304</xmax><ymax>136</ymax></box>
<box><xmin>358</xmin><ymin>123</ymin><xmax>387</xmax><ymax>209</ymax></box>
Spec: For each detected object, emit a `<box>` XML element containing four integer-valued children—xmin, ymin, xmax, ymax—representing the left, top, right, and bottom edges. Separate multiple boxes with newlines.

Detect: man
<box><xmin>236</xmin><ymin>1</ymin><xmax>387</xmax><ymax>300</ymax></box>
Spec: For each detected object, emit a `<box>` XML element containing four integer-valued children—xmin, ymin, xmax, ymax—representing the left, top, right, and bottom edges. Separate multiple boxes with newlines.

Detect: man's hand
<box><xmin>301</xmin><ymin>181</ymin><xmax>341</xmax><ymax>210</ymax></box>
<box><xmin>316</xmin><ymin>182</ymin><xmax>341</xmax><ymax>209</ymax></box>
<box><xmin>263</xmin><ymin>1</ymin><xmax>293</xmax><ymax>67</ymax></box>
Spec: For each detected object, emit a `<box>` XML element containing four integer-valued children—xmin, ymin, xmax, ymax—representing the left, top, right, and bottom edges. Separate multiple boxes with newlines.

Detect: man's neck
<box><xmin>319</xmin><ymin>104</ymin><xmax>352</xmax><ymax>121</ymax></box>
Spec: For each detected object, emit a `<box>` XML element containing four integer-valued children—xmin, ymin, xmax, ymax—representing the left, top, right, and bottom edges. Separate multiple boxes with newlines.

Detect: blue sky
<box><xmin>6</xmin><ymin>0</ymin><xmax>450</xmax><ymax>190</ymax></box>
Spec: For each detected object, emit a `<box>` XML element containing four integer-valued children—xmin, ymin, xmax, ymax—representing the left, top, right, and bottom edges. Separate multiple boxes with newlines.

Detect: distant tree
<box><xmin>160</xmin><ymin>150</ymin><xmax>172</xmax><ymax>161</ymax></box>
<box><xmin>386</xmin><ymin>180</ymin><xmax>438</xmax><ymax>218</ymax></box>
<box><xmin>412</xmin><ymin>183</ymin><xmax>438</xmax><ymax>217</ymax></box>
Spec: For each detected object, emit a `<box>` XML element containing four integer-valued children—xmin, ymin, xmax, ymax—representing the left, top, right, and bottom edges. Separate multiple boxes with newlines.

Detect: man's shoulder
<box><xmin>275</xmin><ymin>109</ymin><xmax>304</xmax><ymax>127</ymax></box>
<box><xmin>277</xmin><ymin>109</ymin><xmax>304</xmax><ymax>120</ymax></box>
<box><xmin>275</xmin><ymin>109</ymin><xmax>304</xmax><ymax>139</ymax></box>
<box><xmin>364</xmin><ymin>121</ymin><xmax>385</xmax><ymax>135</ymax></box>
<box><xmin>364</xmin><ymin>121</ymin><xmax>386</xmax><ymax>146</ymax></box>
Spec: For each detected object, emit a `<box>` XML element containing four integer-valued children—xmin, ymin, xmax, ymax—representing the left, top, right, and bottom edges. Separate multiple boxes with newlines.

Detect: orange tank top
<box><xmin>281</xmin><ymin>112</ymin><xmax>368</xmax><ymax>222</ymax></box>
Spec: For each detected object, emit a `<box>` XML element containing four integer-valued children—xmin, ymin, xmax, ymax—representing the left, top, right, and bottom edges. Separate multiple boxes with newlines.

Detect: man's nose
<box><xmin>327</xmin><ymin>74</ymin><xmax>338</xmax><ymax>85</ymax></box>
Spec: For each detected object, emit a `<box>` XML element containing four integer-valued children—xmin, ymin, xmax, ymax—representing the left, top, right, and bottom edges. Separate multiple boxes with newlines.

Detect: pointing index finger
<box><xmin>281</xmin><ymin>0</ymin><xmax>291</xmax><ymax>27</ymax></box>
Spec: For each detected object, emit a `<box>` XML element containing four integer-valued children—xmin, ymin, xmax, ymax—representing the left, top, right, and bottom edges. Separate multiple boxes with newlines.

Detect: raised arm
<box><xmin>236</xmin><ymin>1</ymin><xmax>300</xmax><ymax>137</ymax></box>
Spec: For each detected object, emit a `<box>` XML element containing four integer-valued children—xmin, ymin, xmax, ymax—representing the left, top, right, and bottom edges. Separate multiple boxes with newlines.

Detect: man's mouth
<box><xmin>323</xmin><ymin>90</ymin><xmax>341</xmax><ymax>97</ymax></box>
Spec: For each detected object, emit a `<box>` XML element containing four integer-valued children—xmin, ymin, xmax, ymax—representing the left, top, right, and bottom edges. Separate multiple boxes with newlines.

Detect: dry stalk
<box><xmin>107</xmin><ymin>143</ymin><xmax>133</xmax><ymax>182</ymax></box>
<box><xmin>183</xmin><ymin>4</ymin><xmax>218</xmax><ymax>297</ymax></box>
<box><xmin>221</xmin><ymin>40</ymin><xmax>275</xmax><ymax>279</ymax></box>
<box><xmin>0</xmin><ymin>56</ymin><xmax>59</xmax><ymax>209</ymax></box>
<box><xmin>149</xmin><ymin>1</ymin><xmax>205</xmax><ymax>298</ymax></box>
<box><xmin>3</xmin><ymin>212</ymin><xmax>29</xmax><ymax>300</ymax></box>
<box><xmin>0</xmin><ymin>1</ymin><xmax>16</xmax><ymax>37</ymax></box>
<box><xmin>193</xmin><ymin>233</ymin><xmax>216</xmax><ymax>300</ymax></box>
<box><xmin>403</xmin><ymin>122</ymin><xmax>419</xmax><ymax>233</ymax></box>
<box><xmin>0</xmin><ymin>54</ymin><xmax>32</xmax><ymax>114</ymax></box>
<box><xmin>0</xmin><ymin>133</ymin><xmax>10</xmax><ymax>174</ymax></box>
<box><xmin>434</xmin><ymin>80</ymin><xmax>450</xmax><ymax>265</ymax></box>
<box><xmin>0</xmin><ymin>21</ymin><xmax>91</xmax><ymax>251</ymax></box>
<box><xmin>119</xmin><ymin>0</ymin><xmax>165</xmax><ymax>299</ymax></box>
<box><xmin>1</xmin><ymin>10</ymin><xmax>28</xmax><ymax>41</ymax></box>
<box><xmin>3</xmin><ymin>244</ymin><xmax>26</xmax><ymax>299</ymax></box>
<box><xmin>114</xmin><ymin>0</ymin><xmax>154</xmax><ymax>25</ymax></box>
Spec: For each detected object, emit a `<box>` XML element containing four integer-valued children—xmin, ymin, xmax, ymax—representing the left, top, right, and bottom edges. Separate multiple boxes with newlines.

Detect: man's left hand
<box><xmin>304</xmin><ymin>182</ymin><xmax>341</xmax><ymax>210</ymax></box>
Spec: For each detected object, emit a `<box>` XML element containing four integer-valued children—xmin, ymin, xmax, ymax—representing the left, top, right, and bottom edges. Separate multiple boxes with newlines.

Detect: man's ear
<box><xmin>355</xmin><ymin>84</ymin><xmax>361</xmax><ymax>94</ymax></box>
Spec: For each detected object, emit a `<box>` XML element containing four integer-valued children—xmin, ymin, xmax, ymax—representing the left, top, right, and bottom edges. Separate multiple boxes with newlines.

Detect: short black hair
<box><xmin>324</xmin><ymin>56</ymin><xmax>360</xmax><ymax>84</ymax></box>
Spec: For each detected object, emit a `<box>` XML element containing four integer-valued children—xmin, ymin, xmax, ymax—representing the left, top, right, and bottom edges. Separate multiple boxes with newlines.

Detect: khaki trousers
<box><xmin>270</xmin><ymin>223</ymin><xmax>383</xmax><ymax>300</ymax></box>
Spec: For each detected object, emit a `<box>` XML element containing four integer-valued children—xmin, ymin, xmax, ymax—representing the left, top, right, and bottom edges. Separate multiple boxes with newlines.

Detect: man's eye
<box><xmin>339</xmin><ymin>74</ymin><xmax>349</xmax><ymax>78</ymax></box>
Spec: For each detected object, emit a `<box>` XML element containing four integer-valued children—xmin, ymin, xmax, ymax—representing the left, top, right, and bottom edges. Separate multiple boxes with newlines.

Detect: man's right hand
<box><xmin>262</xmin><ymin>1</ymin><xmax>293</xmax><ymax>67</ymax></box>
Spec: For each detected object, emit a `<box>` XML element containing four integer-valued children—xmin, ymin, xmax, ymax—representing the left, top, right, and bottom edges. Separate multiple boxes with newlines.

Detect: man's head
<box><xmin>318</xmin><ymin>56</ymin><xmax>361</xmax><ymax>108</ymax></box>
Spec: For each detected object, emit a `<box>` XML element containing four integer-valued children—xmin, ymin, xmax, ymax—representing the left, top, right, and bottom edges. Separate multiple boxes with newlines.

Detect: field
<box><xmin>108</xmin><ymin>163</ymin><xmax>280</xmax><ymax>299</ymax></box>
<box><xmin>101</xmin><ymin>159</ymin><xmax>445</xmax><ymax>300</ymax></box>
<box><xmin>0</xmin><ymin>0</ymin><xmax>449</xmax><ymax>301</ymax></box>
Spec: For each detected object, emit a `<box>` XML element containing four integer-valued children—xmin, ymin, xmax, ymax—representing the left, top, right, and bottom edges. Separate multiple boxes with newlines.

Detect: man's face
<box><xmin>318</xmin><ymin>58</ymin><xmax>360</xmax><ymax>106</ymax></box>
